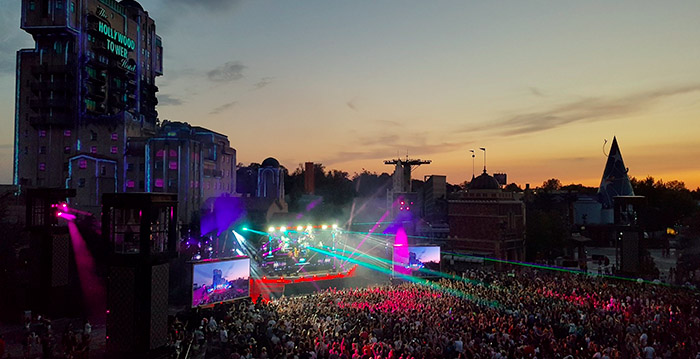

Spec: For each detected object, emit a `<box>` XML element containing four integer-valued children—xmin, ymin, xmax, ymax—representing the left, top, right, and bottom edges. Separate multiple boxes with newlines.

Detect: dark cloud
<box><xmin>529</xmin><ymin>87</ymin><xmax>545</xmax><ymax>97</ymax></box>
<box><xmin>207</xmin><ymin>61</ymin><xmax>246</xmax><ymax>82</ymax></box>
<box><xmin>346</xmin><ymin>98</ymin><xmax>358</xmax><ymax>111</ymax></box>
<box><xmin>374</xmin><ymin>119</ymin><xmax>401</xmax><ymax>126</ymax></box>
<box><xmin>358</xmin><ymin>134</ymin><xmax>399</xmax><ymax>146</ymax></box>
<box><xmin>210</xmin><ymin>101</ymin><xmax>237</xmax><ymax>115</ymax></box>
<box><xmin>253</xmin><ymin>77</ymin><xmax>273</xmax><ymax>90</ymax></box>
<box><xmin>323</xmin><ymin>130</ymin><xmax>461</xmax><ymax>164</ymax></box>
<box><xmin>157</xmin><ymin>94</ymin><xmax>184</xmax><ymax>106</ymax></box>
<box><xmin>465</xmin><ymin>84</ymin><xmax>700</xmax><ymax>137</ymax></box>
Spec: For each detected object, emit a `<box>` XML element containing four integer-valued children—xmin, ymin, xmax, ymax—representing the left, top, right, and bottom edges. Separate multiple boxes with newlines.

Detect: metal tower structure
<box><xmin>384</xmin><ymin>156</ymin><xmax>431</xmax><ymax>193</ymax></box>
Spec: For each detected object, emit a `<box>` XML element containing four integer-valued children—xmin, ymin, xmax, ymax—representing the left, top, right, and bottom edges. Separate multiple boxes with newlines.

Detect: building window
<box><xmin>78</xmin><ymin>178</ymin><xmax>86</xmax><ymax>188</ymax></box>
<box><xmin>70</xmin><ymin>1</ymin><xmax>75</xmax><ymax>13</ymax></box>
<box><xmin>79</xmin><ymin>159</ymin><xmax>87</xmax><ymax>169</ymax></box>
<box><xmin>39</xmin><ymin>163</ymin><xmax>46</xmax><ymax>171</ymax></box>
<box><xmin>54</xmin><ymin>41</ymin><xmax>63</xmax><ymax>54</ymax></box>
<box><xmin>169</xmin><ymin>149</ymin><xmax>177</xmax><ymax>157</ymax></box>
<box><xmin>111</xmin><ymin>133</ymin><xmax>118</xmax><ymax>141</ymax></box>
<box><xmin>24</xmin><ymin>147</ymin><xmax>28</xmax><ymax>155</ymax></box>
<box><xmin>101</xmin><ymin>166</ymin><xmax>106</xmax><ymax>176</ymax></box>
<box><xmin>90</xmin><ymin>146</ymin><xmax>97</xmax><ymax>154</ymax></box>
<box><xmin>127</xmin><ymin>163</ymin><xmax>134</xmax><ymax>172</ymax></box>
<box><xmin>156</xmin><ymin>149</ymin><xmax>164</xmax><ymax>157</ymax></box>
<box><xmin>155</xmin><ymin>179</ymin><xmax>164</xmax><ymax>188</ymax></box>
<box><xmin>30</xmin><ymin>1</ymin><xmax>36</xmax><ymax>11</ymax></box>
<box><xmin>90</xmin><ymin>131</ymin><xmax>97</xmax><ymax>141</ymax></box>
<box><xmin>64</xmin><ymin>146</ymin><xmax>71</xmax><ymax>153</ymax></box>
<box><xmin>139</xmin><ymin>163</ymin><xmax>145</xmax><ymax>172</ymax></box>
<box><xmin>85</xmin><ymin>99</ymin><xmax>96</xmax><ymax>111</ymax></box>
<box><xmin>139</xmin><ymin>180</ymin><xmax>144</xmax><ymax>189</ymax></box>
<box><xmin>110</xmin><ymin>146</ymin><xmax>118</xmax><ymax>154</ymax></box>
<box><xmin>56</xmin><ymin>1</ymin><xmax>63</xmax><ymax>10</ymax></box>
<box><xmin>39</xmin><ymin>146</ymin><xmax>46</xmax><ymax>154</ymax></box>
<box><xmin>39</xmin><ymin>130</ymin><xmax>46</xmax><ymax>137</ymax></box>
<box><xmin>169</xmin><ymin>161</ymin><xmax>177</xmax><ymax>170</ymax></box>
<box><xmin>64</xmin><ymin>130</ymin><xmax>71</xmax><ymax>137</ymax></box>
<box><xmin>126</xmin><ymin>180</ymin><xmax>135</xmax><ymax>188</ymax></box>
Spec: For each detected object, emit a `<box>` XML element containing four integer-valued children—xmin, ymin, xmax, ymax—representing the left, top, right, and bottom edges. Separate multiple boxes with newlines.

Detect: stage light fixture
<box><xmin>280</xmin><ymin>226</ymin><xmax>287</xmax><ymax>232</ymax></box>
<box><xmin>296</xmin><ymin>225</ymin><xmax>303</xmax><ymax>231</ymax></box>
<box><xmin>322</xmin><ymin>225</ymin><xmax>328</xmax><ymax>230</ymax></box>
<box><xmin>268</xmin><ymin>226</ymin><xmax>275</xmax><ymax>232</ymax></box>
<box><xmin>332</xmin><ymin>224</ymin><xmax>338</xmax><ymax>229</ymax></box>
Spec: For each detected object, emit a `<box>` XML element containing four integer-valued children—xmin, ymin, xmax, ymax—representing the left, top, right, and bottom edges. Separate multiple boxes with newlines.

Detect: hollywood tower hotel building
<box><xmin>14</xmin><ymin>0</ymin><xmax>162</xmax><ymax>214</ymax></box>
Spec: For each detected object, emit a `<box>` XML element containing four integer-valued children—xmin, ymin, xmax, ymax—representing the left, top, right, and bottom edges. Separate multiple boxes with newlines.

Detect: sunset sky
<box><xmin>1</xmin><ymin>0</ymin><xmax>699</xmax><ymax>188</ymax></box>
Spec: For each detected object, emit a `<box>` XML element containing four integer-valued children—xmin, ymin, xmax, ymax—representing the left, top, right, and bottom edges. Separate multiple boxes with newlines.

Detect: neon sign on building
<box><xmin>97</xmin><ymin>22</ymin><xmax>135</xmax><ymax>58</ymax></box>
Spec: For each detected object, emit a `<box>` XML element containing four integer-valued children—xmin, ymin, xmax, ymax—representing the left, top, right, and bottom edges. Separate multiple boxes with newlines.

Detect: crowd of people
<box><xmin>7</xmin><ymin>316</ymin><xmax>93</xmax><ymax>359</ymax></box>
<box><xmin>172</xmin><ymin>268</ymin><xmax>700</xmax><ymax>359</ymax></box>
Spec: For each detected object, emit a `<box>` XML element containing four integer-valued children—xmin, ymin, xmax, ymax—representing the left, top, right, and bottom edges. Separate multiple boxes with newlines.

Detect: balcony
<box><xmin>87</xmin><ymin>86</ymin><xmax>107</xmax><ymax>100</ymax></box>
<box><xmin>86</xmin><ymin>73</ymin><xmax>107</xmax><ymax>85</ymax></box>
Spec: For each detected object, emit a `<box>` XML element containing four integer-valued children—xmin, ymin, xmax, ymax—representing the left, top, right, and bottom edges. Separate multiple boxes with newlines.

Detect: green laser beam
<box><xmin>306</xmin><ymin>246</ymin><xmax>500</xmax><ymax>307</ymax></box>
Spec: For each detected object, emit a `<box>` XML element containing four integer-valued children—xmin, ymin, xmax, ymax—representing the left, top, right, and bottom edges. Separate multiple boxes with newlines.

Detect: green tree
<box><xmin>631</xmin><ymin>176</ymin><xmax>697</xmax><ymax>231</ymax></box>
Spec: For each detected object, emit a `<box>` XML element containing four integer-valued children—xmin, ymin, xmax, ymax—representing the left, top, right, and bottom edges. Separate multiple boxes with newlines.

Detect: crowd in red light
<box><xmin>171</xmin><ymin>269</ymin><xmax>700</xmax><ymax>359</ymax></box>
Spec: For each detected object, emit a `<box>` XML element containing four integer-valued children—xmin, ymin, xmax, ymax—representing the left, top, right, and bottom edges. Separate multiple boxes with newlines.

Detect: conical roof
<box><xmin>597</xmin><ymin>137</ymin><xmax>634</xmax><ymax>208</ymax></box>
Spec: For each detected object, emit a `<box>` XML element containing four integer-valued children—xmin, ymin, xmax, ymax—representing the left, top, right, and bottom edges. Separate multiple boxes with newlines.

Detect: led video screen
<box><xmin>393</xmin><ymin>246</ymin><xmax>441</xmax><ymax>276</ymax></box>
<box><xmin>191</xmin><ymin>257</ymin><xmax>250</xmax><ymax>307</ymax></box>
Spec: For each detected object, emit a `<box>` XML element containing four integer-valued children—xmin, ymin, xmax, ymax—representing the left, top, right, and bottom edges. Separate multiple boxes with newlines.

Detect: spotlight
<box><xmin>56</xmin><ymin>212</ymin><xmax>63</xmax><ymax>217</ymax></box>
<box><xmin>322</xmin><ymin>225</ymin><xmax>328</xmax><ymax>230</ymax></box>
<box><xmin>280</xmin><ymin>226</ymin><xmax>287</xmax><ymax>232</ymax></box>
<box><xmin>332</xmin><ymin>224</ymin><xmax>338</xmax><ymax>229</ymax></box>
<box><xmin>242</xmin><ymin>227</ymin><xmax>248</xmax><ymax>231</ymax></box>
<box><xmin>268</xmin><ymin>226</ymin><xmax>275</xmax><ymax>232</ymax></box>
<box><xmin>306</xmin><ymin>225</ymin><xmax>312</xmax><ymax>230</ymax></box>
<box><xmin>296</xmin><ymin>225</ymin><xmax>303</xmax><ymax>231</ymax></box>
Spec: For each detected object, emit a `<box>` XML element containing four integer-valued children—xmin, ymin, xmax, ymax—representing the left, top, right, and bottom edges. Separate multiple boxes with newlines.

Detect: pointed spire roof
<box><xmin>597</xmin><ymin>137</ymin><xmax>635</xmax><ymax>208</ymax></box>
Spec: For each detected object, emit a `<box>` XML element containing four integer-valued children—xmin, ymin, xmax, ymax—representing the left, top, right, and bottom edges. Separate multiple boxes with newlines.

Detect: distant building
<box><xmin>448</xmin><ymin>170</ymin><xmax>526</xmax><ymax>262</ymax></box>
<box><xmin>14</xmin><ymin>0</ymin><xmax>163</xmax><ymax>215</ymax></box>
<box><xmin>416</xmin><ymin>175</ymin><xmax>449</xmax><ymax>243</ymax></box>
<box><xmin>257</xmin><ymin>157</ymin><xmax>285</xmax><ymax>201</ymax></box>
<box><xmin>145</xmin><ymin>121</ymin><xmax>236</xmax><ymax>225</ymax></box>
<box><xmin>573</xmin><ymin>136</ymin><xmax>636</xmax><ymax>226</ymax></box>
<box><xmin>232</xmin><ymin>158</ymin><xmax>288</xmax><ymax>229</ymax></box>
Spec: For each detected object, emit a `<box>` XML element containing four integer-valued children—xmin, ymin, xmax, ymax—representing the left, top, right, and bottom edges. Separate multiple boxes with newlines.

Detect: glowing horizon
<box><xmin>1</xmin><ymin>2</ymin><xmax>700</xmax><ymax>189</ymax></box>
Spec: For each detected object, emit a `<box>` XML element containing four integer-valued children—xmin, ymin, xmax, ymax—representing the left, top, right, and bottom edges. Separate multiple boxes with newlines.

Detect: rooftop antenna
<box><xmin>469</xmin><ymin>149</ymin><xmax>475</xmax><ymax>179</ymax></box>
<box><xmin>479</xmin><ymin>147</ymin><xmax>486</xmax><ymax>173</ymax></box>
